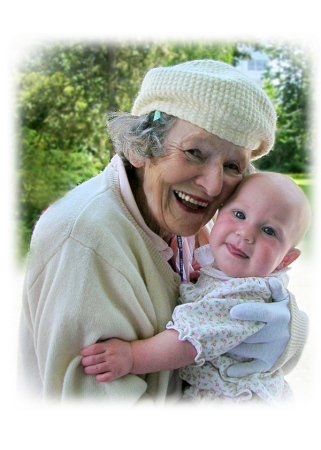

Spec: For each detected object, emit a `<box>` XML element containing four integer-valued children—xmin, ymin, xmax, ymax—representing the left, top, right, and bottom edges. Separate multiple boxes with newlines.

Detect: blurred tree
<box><xmin>16</xmin><ymin>41</ymin><xmax>242</xmax><ymax>257</ymax></box>
<box><xmin>253</xmin><ymin>42</ymin><xmax>313</xmax><ymax>173</ymax></box>
<box><xmin>16</xmin><ymin>41</ymin><xmax>313</xmax><ymax>258</ymax></box>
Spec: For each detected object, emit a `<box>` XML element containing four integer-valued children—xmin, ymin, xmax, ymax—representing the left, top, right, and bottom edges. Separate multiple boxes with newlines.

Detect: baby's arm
<box><xmin>81</xmin><ymin>330</ymin><xmax>197</xmax><ymax>382</ymax></box>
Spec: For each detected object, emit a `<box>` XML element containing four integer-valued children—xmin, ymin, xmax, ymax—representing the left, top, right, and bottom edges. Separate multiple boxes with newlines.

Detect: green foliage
<box><xmin>16</xmin><ymin>40</ymin><xmax>313</xmax><ymax>259</ymax></box>
<box><xmin>253</xmin><ymin>42</ymin><xmax>313</xmax><ymax>173</ymax></box>
<box><xmin>16</xmin><ymin>41</ymin><xmax>241</xmax><ymax>258</ymax></box>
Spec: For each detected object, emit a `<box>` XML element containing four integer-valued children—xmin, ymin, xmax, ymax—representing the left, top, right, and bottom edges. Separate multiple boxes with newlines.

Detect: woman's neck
<box><xmin>126</xmin><ymin>165</ymin><xmax>174</xmax><ymax>244</ymax></box>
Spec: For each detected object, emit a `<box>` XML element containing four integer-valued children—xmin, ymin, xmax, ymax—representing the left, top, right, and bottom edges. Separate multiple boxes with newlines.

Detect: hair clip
<box><xmin>153</xmin><ymin>110</ymin><xmax>162</xmax><ymax>121</ymax></box>
<box><xmin>153</xmin><ymin>110</ymin><xmax>165</xmax><ymax>124</ymax></box>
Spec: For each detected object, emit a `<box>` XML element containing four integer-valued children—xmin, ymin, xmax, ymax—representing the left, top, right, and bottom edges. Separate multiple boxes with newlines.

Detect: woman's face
<box><xmin>133</xmin><ymin>120</ymin><xmax>252</xmax><ymax>241</ymax></box>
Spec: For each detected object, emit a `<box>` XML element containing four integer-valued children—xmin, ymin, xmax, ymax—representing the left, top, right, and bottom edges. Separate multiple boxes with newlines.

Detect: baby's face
<box><xmin>209</xmin><ymin>175</ymin><xmax>299</xmax><ymax>277</ymax></box>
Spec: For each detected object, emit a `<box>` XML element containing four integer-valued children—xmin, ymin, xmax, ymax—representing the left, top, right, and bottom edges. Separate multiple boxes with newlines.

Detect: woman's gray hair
<box><xmin>107</xmin><ymin>111</ymin><xmax>258</xmax><ymax>176</ymax></box>
<box><xmin>107</xmin><ymin>111</ymin><xmax>177</xmax><ymax>166</ymax></box>
<box><xmin>243</xmin><ymin>162</ymin><xmax>258</xmax><ymax>177</ymax></box>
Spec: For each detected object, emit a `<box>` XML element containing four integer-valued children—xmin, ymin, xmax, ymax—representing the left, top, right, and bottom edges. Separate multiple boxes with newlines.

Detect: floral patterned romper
<box><xmin>166</xmin><ymin>245</ymin><xmax>292</xmax><ymax>404</ymax></box>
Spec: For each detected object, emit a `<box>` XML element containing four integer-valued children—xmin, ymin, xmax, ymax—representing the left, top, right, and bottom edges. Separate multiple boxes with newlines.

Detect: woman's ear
<box><xmin>275</xmin><ymin>248</ymin><xmax>301</xmax><ymax>271</ymax></box>
<box><xmin>127</xmin><ymin>153</ymin><xmax>145</xmax><ymax>169</ymax></box>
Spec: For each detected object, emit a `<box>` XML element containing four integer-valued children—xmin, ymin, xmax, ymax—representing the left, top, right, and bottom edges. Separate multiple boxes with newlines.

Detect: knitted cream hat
<box><xmin>132</xmin><ymin>60</ymin><xmax>277</xmax><ymax>159</ymax></box>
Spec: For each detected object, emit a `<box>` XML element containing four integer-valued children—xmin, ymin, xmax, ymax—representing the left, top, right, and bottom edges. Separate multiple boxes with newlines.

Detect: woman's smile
<box><xmin>131</xmin><ymin>120</ymin><xmax>251</xmax><ymax>241</ymax></box>
<box><xmin>174</xmin><ymin>190</ymin><xmax>210</xmax><ymax>211</ymax></box>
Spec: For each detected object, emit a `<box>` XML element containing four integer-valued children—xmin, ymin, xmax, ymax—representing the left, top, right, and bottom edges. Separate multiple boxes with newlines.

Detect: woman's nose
<box><xmin>195</xmin><ymin>166</ymin><xmax>224</xmax><ymax>198</ymax></box>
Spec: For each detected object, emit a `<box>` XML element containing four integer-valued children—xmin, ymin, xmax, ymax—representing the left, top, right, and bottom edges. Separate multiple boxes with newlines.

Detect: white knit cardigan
<box><xmin>19</xmin><ymin>163</ymin><xmax>307</xmax><ymax>402</ymax></box>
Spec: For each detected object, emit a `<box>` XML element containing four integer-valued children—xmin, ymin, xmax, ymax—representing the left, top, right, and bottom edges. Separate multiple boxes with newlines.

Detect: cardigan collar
<box><xmin>111</xmin><ymin>155</ymin><xmax>174</xmax><ymax>262</ymax></box>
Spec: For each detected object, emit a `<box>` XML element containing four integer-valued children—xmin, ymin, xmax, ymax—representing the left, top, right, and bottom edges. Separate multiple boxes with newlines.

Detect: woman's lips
<box><xmin>174</xmin><ymin>190</ymin><xmax>209</xmax><ymax>211</ymax></box>
<box><xmin>226</xmin><ymin>243</ymin><xmax>249</xmax><ymax>259</ymax></box>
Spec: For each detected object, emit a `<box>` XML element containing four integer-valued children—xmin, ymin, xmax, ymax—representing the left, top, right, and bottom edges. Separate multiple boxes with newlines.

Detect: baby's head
<box><xmin>210</xmin><ymin>172</ymin><xmax>311</xmax><ymax>278</ymax></box>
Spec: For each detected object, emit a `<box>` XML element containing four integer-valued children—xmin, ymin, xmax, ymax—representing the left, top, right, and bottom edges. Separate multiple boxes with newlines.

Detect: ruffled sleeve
<box><xmin>166</xmin><ymin>277</ymin><xmax>268</xmax><ymax>366</ymax></box>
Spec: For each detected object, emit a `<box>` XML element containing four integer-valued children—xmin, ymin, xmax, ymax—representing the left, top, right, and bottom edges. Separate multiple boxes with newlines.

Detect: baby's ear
<box><xmin>275</xmin><ymin>248</ymin><xmax>301</xmax><ymax>271</ymax></box>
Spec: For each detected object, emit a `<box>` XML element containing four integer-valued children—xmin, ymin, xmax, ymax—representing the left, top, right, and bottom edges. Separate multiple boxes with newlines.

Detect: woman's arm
<box><xmin>21</xmin><ymin>240</ymin><xmax>168</xmax><ymax>401</ymax></box>
<box><xmin>81</xmin><ymin>329</ymin><xmax>197</xmax><ymax>382</ymax></box>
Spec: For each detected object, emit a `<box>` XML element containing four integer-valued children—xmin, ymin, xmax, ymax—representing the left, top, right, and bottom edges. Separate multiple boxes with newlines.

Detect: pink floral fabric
<box><xmin>166</xmin><ymin>245</ymin><xmax>292</xmax><ymax>404</ymax></box>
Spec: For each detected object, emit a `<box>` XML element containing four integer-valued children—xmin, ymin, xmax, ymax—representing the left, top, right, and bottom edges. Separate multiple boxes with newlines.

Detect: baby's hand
<box><xmin>80</xmin><ymin>339</ymin><xmax>134</xmax><ymax>382</ymax></box>
<box><xmin>190</xmin><ymin>258</ymin><xmax>202</xmax><ymax>283</ymax></box>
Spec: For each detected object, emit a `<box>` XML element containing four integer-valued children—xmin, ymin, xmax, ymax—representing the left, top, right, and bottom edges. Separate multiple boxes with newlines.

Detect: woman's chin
<box><xmin>168</xmin><ymin>219</ymin><xmax>205</xmax><ymax>238</ymax></box>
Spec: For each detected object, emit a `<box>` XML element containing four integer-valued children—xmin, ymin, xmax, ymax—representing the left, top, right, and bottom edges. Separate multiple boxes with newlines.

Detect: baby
<box><xmin>81</xmin><ymin>172</ymin><xmax>311</xmax><ymax>404</ymax></box>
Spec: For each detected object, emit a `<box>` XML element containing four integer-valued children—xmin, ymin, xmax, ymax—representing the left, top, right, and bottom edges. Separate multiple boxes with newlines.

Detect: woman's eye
<box><xmin>225</xmin><ymin>163</ymin><xmax>241</xmax><ymax>173</ymax></box>
<box><xmin>186</xmin><ymin>149</ymin><xmax>202</xmax><ymax>159</ymax></box>
<box><xmin>234</xmin><ymin>211</ymin><xmax>245</xmax><ymax>220</ymax></box>
<box><xmin>263</xmin><ymin>227</ymin><xmax>275</xmax><ymax>236</ymax></box>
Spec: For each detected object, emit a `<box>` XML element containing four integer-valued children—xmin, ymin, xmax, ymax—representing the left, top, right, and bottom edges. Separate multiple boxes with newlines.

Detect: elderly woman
<box><xmin>19</xmin><ymin>60</ymin><xmax>307</xmax><ymax>403</ymax></box>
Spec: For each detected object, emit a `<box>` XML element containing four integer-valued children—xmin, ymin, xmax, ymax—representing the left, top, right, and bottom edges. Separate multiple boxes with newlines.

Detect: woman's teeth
<box><xmin>175</xmin><ymin>190</ymin><xmax>209</xmax><ymax>208</ymax></box>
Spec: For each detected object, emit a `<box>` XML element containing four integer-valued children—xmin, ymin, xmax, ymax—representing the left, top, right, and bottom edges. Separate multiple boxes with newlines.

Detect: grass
<box><xmin>286</xmin><ymin>173</ymin><xmax>313</xmax><ymax>201</ymax></box>
<box><xmin>287</xmin><ymin>174</ymin><xmax>314</xmax><ymax>250</ymax></box>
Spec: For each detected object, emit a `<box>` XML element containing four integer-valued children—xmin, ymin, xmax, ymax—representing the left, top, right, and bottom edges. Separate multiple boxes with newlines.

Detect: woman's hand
<box><xmin>226</xmin><ymin>278</ymin><xmax>290</xmax><ymax>377</ymax></box>
<box><xmin>81</xmin><ymin>339</ymin><xmax>134</xmax><ymax>382</ymax></box>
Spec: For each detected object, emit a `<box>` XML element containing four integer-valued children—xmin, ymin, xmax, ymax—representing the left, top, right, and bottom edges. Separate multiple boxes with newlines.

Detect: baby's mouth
<box><xmin>226</xmin><ymin>244</ymin><xmax>249</xmax><ymax>259</ymax></box>
<box><xmin>174</xmin><ymin>190</ymin><xmax>209</xmax><ymax>210</ymax></box>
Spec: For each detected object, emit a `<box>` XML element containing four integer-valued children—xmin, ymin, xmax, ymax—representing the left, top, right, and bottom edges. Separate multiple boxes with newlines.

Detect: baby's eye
<box><xmin>234</xmin><ymin>211</ymin><xmax>245</xmax><ymax>220</ymax></box>
<box><xmin>262</xmin><ymin>227</ymin><xmax>275</xmax><ymax>236</ymax></box>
